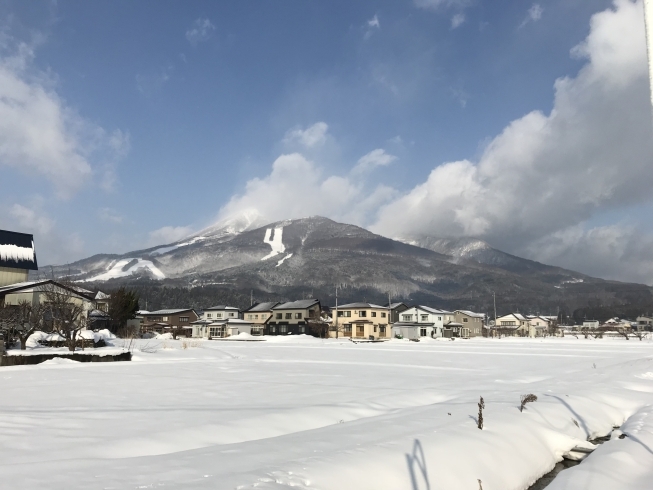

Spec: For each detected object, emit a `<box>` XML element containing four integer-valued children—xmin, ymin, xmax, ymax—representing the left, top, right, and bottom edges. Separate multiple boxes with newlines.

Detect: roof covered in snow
<box><xmin>0</xmin><ymin>229</ymin><xmax>38</xmax><ymax>271</ymax></box>
<box><xmin>418</xmin><ymin>305</ymin><xmax>452</xmax><ymax>315</ymax></box>
<box><xmin>454</xmin><ymin>310</ymin><xmax>485</xmax><ymax>318</ymax></box>
<box><xmin>204</xmin><ymin>305</ymin><xmax>240</xmax><ymax>311</ymax></box>
<box><xmin>336</xmin><ymin>302</ymin><xmax>387</xmax><ymax>309</ymax></box>
<box><xmin>142</xmin><ymin>309</ymin><xmax>196</xmax><ymax>316</ymax></box>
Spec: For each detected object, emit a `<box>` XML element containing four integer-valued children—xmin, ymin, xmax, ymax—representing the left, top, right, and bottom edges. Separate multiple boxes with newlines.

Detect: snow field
<box><xmin>0</xmin><ymin>337</ymin><xmax>652</xmax><ymax>489</ymax></box>
<box><xmin>262</xmin><ymin>226</ymin><xmax>285</xmax><ymax>260</ymax></box>
<box><xmin>82</xmin><ymin>257</ymin><xmax>166</xmax><ymax>281</ymax></box>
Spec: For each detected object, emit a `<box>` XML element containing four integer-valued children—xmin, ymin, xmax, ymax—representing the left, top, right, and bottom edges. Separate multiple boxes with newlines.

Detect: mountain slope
<box><xmin>39</xmin><ymin>216</ymin><xmax>653</xmax><ymax>314</ymax></box>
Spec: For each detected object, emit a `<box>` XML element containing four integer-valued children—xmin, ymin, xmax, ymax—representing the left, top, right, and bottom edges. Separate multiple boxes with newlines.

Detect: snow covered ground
<box><xmin>1</xmin><ymin>336</ymin><xmax>652</xmax><ymax>489</ymax></box>
<box><xmin>82</xmin><ymin>257</ymin><xmax>166</xmax><ymax>281</ymax></box>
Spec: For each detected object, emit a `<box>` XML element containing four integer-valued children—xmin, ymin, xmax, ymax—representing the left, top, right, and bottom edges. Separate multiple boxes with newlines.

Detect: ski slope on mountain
<box><xmin>1</xmin><ymin>336</ymin><xmax>652</xmax><ymax>489</ymax></box>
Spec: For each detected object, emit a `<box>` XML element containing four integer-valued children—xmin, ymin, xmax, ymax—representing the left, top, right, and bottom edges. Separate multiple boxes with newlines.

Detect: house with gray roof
<box><xmin>329</xmin><ymin>302</ymin><xmax>390</xmax><ymax>340</ymax></box>
<box><xmin>265</xmin><ymin>299</ymin><xmax>322</xmax><ymax>336</ymax></box>
<box><xmin>243</xmin><ymin>302</ymin><xmax>280</xmax><ymax>335</ymax></box>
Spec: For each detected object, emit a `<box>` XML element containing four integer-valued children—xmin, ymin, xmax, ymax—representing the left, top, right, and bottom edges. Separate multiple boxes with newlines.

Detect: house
<box><xmin>243</xmin><ymin>302</ymin><xmax>280</xmax><ymax>335</ymax></box>
<box><xmin>386</xmin><ymin>302</ymin><xmax>410</xmax><ymax>324</ymax></box>
<box><xmin>0</xmin><ymin>229</ymin><xmax>38</xmax><ymax>288</ymax></box>
<box><xmin>452</xmin><ymin>310</ymin><xmax>485</xmax><ymax>338</ymax></box>
<box><xmin>493</xmin><ymin>313</ymin><xmax>531</xmax><ymax>337</ymax></box>
<box><xmin>582</xmin><ymin>320</ymin><xmax>600</xmax><ymax>330</ymax></box>
<box><xmin>202</xmin><ymin>305</ymin><xmax>240</xmax><ymax>321</ymax></box>
<box><xmin>329</xmin><ymin>302</ymin><xmax>389</xmax><ymax>340</ymax></box>
<box><xmin>636</xmin><ymin>316</ymin><xmax>653</xmax><ymax>331</ymax></box>
<box><xmin>265</xmin><ymin>299</ymin><xmax>321</xmax><ymax>336</ymax></box>
<box><xmin>0</xmin><ymin>279</ymin><xmax>95</xmax><ymax>312</ymax></box>
<box><xmin>192</xmin><ymin>318</ymin><xmax>253</xmax><ymax>338</ymax></box>
<box><xmin>392</xmin><ymin>306</ymin><xmax>451</xmax><ymax>339</ymax></box>
<box><xmin>140</xmin><ymin>309</ymin><xmax>199</xmax><ymax>337</ymax></box>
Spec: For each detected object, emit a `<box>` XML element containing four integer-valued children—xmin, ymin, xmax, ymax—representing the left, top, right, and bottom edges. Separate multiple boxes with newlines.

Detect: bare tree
<box><xmin>616</xmin><ymin>328</ymin><xmax>630</xmax><ymax>340</ymax></box>
<box><xmin>0</xmin><ymin>301</ymin><xmax>45</xmax><ymax>350</ymax></box>
<box><xmin>41</xmin><ymin>280</ymin><xmax>93</xmax><ymax>352</ymax></box>
<box><xmin>520</xmin><ymin>394</ymin><xmax>537</xmax><ymax>412</ymax></box>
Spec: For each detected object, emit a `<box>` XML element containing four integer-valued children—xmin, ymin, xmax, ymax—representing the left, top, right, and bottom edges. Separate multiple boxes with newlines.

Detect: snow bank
<box><xmin>93</xmin><ymin>329</ymin><xmax>116</xmax><ymax>342</ymax></box>
<box><xmin>155</xmin><ymin>332</ymin><xmax>173</xmax><ymax>340</ymax></box>
<box><xmin>38</xmin><ymin>358</ymin><xmax>80</xmax><ymax>366</ymax></box>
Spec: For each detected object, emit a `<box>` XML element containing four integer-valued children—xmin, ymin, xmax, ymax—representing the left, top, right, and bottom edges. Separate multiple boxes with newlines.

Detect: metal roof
<box><xmin>418</xmin><ymin>305</ymin><xmax>452</xmax><ymax>314</ymax></box>
<box><xmin>273</xmin><ymin>299</ymin><xmax>320</xmax><ymax>310</ymax></box>
<box><xmin>454</xmin><ymin>310</ymin><xmax>485</xmax><ymax>318</ymax></box>
<box><xmin>0</xmin><ymin>229</ymin><xmax>38</xmax><ymax>271</ymax></box>
<box><xmin>244</xmin><ymin>302</ymin><xmax>280</xmax><ymax>312</ymax></box>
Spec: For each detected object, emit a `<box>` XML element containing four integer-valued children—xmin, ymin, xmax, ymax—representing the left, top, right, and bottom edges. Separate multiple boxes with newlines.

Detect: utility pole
<box><xmin>250</xmin><ymin>290</ymin><xmax>253</xmax><ymax>307</ymax></box>
<box><xmin>334</xmin><ymin>286</ymin><xmax>339</xmax><ymax>339</ymax></box>
<box><xmin>493</xmin><ymin>291</ymin><xmax>497</xmax><ymax>327</ymax></box>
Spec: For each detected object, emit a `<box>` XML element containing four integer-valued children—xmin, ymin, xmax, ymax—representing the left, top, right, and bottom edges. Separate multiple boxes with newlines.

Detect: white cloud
<box><xmin>364</xmin><ymin>14</ymin><xmax>381</xmax><ymax>40</ymax></box>
<box><xmin>216</xmin><ymin>152</ymin><xmax>397</xmax><ymax>228</ymax></box>
<box><xmin>0</xmin><ymin>38</ymin><xmax>129</xmax><ymax>198</ymax></box>
<box><xmin>352</xmin><ymin>149</ymin><xmax>397</xmax><ymax>175</ymax></box>
<box><xmin>186</xmin><ymin>17</ymin><xmax>215</xmax><ymax>46</ymax></box>
<box><xmin>524</xmin><ymin>224</ymin><xmax>653</xmax><ymax>285</ymax></box>
<box><xmin>520</xmin><ymin>3</ymin><xmax>544</xmax><ymax>28</ymax></box>
<box><xmin>414</xmin><ymin>0</ymin><xmax>471</xmax><ymax>11</ymax></box>
<box><xmin>451</xmin><ymin>13</ymin><xmax>466</xmax><ymax>29</ymax></box>
<box><xmin>98</xmin><ymin>207</ymin><xmax>123</xmax><ymax>224</ymax></box>
<box><xmin>148</xmin><ymin>225</ymin><xmax>194</xmax><ymax>246</ymax></box>
<box><xmin>282</xmin><ymin>122</ymin><xmax>329</xmax><ymax>148</ymax></box>
<box><xmin>10</xmin><ymin>203</ymin><xmax>54</xmax><ymax>235</ymax></box>
<box><xmin>371</xmin><ymin>0</ymin><xmax>653</xmax><ymax>283</ymax></box>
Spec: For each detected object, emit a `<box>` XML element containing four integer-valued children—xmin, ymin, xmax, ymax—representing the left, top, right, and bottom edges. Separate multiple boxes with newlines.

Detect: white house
<box><xmin>392</xmin><ymin>305</ymin><xmax>451</xmax><ymax>339</ymax></box>
<box><xmin>202</xmin><ymin>305</ymin><xmax>240</xmax><ymax>321</ymax></box>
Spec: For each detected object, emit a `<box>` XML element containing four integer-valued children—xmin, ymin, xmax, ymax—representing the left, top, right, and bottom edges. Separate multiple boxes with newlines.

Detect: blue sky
<box><xmin>2</xmin><ymin>0</ymin><xmax>653</xmax><ymax>284</ymax></box>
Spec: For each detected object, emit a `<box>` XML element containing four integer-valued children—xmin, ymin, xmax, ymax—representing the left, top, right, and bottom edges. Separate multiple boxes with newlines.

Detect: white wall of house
<box><xmin>203</xmin><ymin>308</ymin><xmax>239</xmax><ymax>321</ymax></box>
<box><xmin>397</xmin><ymin>306</ymin><xmax>448</xmax><ymax>338</ymax></box>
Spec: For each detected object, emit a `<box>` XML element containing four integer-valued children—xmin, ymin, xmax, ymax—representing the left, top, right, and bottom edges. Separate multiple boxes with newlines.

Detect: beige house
<box><xmin>452</xmin><ymin>310</ymin><xmax>485</xmax><ymax>338</ymax></box>
<box><xmin>330</xmin><ymin>302</ymin><xmax>389</xmax><ymax>340</ymax></box>
<box><xmin>243</xmin><ymin>302</ymin><xmax>280</xmax><ymax>335</ymax></box>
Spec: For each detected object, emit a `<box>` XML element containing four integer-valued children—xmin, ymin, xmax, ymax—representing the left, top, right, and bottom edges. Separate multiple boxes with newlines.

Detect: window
<box><xmin>337</xmin><ymin>311</ymin><xmax>344</xmax><ymax>317</ymax></box>
<box><xmin>270</xmin><ymin>326</ymin><xmax>276</xmax><ymax>333</ymax></box>
<box><xmin>420</xmin><ymin>328</ymin><xmax>427</xmax><ymax>337</ymax></box>
<box><xmin>299</xmin><ymin>326</ymin><xmax>305</xmax><ymax>333</ymax></box>
<box><xmin>179</xmin><ymin>317</ymin><xmax>189</xmax><ymax>323</ymax></box>
<box><xmin>209</xmin><ymin>326</ymin><xmax>225</xmax><ymax>337</ymax></box>
<box><xmin>381</xmin><ymin>312</ymin><xmax>386</xmax><ymax>318</ymax></box>
<box><xmin>501</xmin><ymin>321</ymin><xmax>516</xmax><ymax>326</ymax></box>
<box><xmin>285</xmin><ymin>313</ymin><xmax>292</xmax><ymax>319</ymax></box>
<box><xmin>345</xmin><ymin>311</ymin><xmax>351</xmax><ymax>317</ymax></box>
<box><xmin>276</xmin><ymin>313</ymin><xmax>282</xmax><ymax>319</ymax></box>
<box><xmin>344</xmin><ymin>325</ymin><xmax>352</xmax><ymax>332</ymax></box>
<box><xmin>463</xmin><ymin>318</ymin><xmax>468</xmax><ymax>323</ymax></box>
<box><xmin>255</xmin><ymin>314</ymin><xmax>258</xmax><ymax>320</ymax></box>
<box><xmin>380</xmin><ymin>326</ymin><xmax>386</xmax><ymax>334</ymax></box>
<box><xmin>371</xmin><ymin>312</ymin><xmax>376</xmax><ymax>317</ymax></box>
<box><xmin>216</xmin><ymin>313</ymin><xmax>222</xmax><ymax>319</ymax></box>
<box><xmin>402</xmin><ymin>314</ymin><xmax>412</xmax><ymax>322</ymax></box>
<box><xmin>438</xmin><ymin>316</ymin><xmax>442</xmax><ymax>321</ymax></box>
<box><xmin>280</xmin><ymin>325</ymin><xmax>288</xmax><ymax>333</ymax></box>
<box><xmin>295</xmin><ymin>312</ymin><xmax>302</xmax><ymax>319</ymax></box>
<box><xmin>374</xmin><ymin>326</ymin><xmax>377</xmax><ymax>332</ymax></box>
<box><xmin>356</xmin><ymin>325</ymin><xmax>364</xmax><ymax>336</ymax></box>
<box><xmin>421</xmin><ymin>315</ymin><xmax>428</xmax><ymax>322</ymax></box>
<box><xmin>207</xmin><ymin>313</ymin><xmax>212</xmax><ymax>318</ymax></box>
<box><xmin>163</xmin><ymin>316</ymin><xmax>169</xmax><ymax>321</ymax></box>
<box><xmin>229</xmin><ymin>312</ymin><xmax>235</xmax><ymax>317</ymax></box>
<box><xmin>248</xmin><ymin>314</ymin><xmax>253</xmax><ymax>320</ymax></box>
<box><xmin>359</xmin><ymin>311</ymin><xmax>367</xmax><ymax>317</ymax></box>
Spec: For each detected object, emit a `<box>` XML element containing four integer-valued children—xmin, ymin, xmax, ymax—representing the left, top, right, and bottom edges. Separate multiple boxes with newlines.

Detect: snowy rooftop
<box><xmin>204</xmin><ymin>305</ymin><xmax>240</xmax><ymax>311</ymax></box>
<box><xmin>244</xmin><ymin>302</ymin><xmax>280</xmax><ymax>312</ymax></box>
<box><xmin>336</xmin><ymin>302</ymin><xmax>387</xmax><ymax>309</ymax></box>
<box><xmin>454</xmin><ymin>310</ymin><xmax>485</xmax><ymax>318</ymax></box>
<box><xmin>0</xmin><ymin>229</ymin><xmax>38</xmax><ymax>271</ymax></box>
<box><xmin>418</xmin><ymin>305</ymin><xmax>452</xmax><ymax>314</ymax></box>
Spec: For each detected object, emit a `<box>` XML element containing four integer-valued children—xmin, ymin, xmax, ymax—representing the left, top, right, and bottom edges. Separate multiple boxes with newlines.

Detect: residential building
<box><xmin>582</xmin><ymin>320</ymin><xmax>599</xmax><ymax>329</ymax></box>
<box><xmin>392</xmin><ymin>306</ymin><xmax>451</xmax><ymax>339</ymax></box>
<box><xmin>453</xmin><ymin>310</ymin><xmax>485</xmax><ymax>338</ymax></box>
<box><xmin>0</xmin><ymin>229</ymin><xmax>38</xmax><ymax>288</ymax></box>
<box><xmin>0</xmin><ymin>279</ymin><xmax>95</xmax><ymax>314</ymax></box>
<box><xmin>329</xmin><ymin>302</ymin><xmax>389</xmax><ymax>340</ymax></box>
<box><xmin>636</xmin><ymin>316</ymin><xmax>653</xmax><ymax>331</ymax></box>
<box><xmin>492</xmin><ymin>313</ymin><xmax>530</xmax><ymax>337</ymax></box>
<box><xmin>202</xmin><ymin>305</ymin><xmax>240</xmax><ymax>321</ymax></box>
<box><xmin>192</xmin><ymin>318</ymin><xmax>253</xmax><ymax>338</ymax></box>
<box><xmin>265</xmin><ymin>299</ymin><xmax>321</xmax><ymax>335</ymax></box>
<box><xmin>243</xmin><ymin>302</ymin><xmax>280</xmax><ymax>335</ymax></box>
<box><xmin>386</xmin><ymin>302</ymin><xmax>410</xmax><ymax>324</ymax></box>
<box><xmin>140</xmin><ymin>309</ymin><xmax>199</xmax><ymax>336</ymax></box>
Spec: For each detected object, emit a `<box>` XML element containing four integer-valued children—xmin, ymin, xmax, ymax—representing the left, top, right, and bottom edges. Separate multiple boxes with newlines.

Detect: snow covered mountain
<box><xmin>38</xmin><ymin>216</ymin><xmax>653</xmax><ymax>313</ymax></box>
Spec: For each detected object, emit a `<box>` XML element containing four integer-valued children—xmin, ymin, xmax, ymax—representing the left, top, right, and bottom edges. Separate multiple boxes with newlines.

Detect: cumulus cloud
<box><xmin>520</xmin><ymin>4</ymin><xmax>544</xmax><ymax>28</ymax></box>
<box><xmin>147</xmin><ymin>225</ymin><xmax>195</xmax><ymax>246</ymax></box>
<box><xmin>0</xmin><ymin>39</ymin><xmax>129</xmax><ymax>198</ymax></box>
<box><xmin>352</xmin><ymin>149</ymin><xmax>397</xmax><ymax>175</ymax></box>
<box><xmin>371</xmin><ymin>0</ymin><xmax>653</xmax><ymax>283</ymax></box>
<box><xmin>186</xmin><ymin>17</ymin><xmax>215</xmax><ymax>46</ymax></box>
<box><xmin>282</xmin><ymin>122</ymin><xmax>329</xmax><ymax>148</ymax></box>
<box><xmin>216</xmin><ymin>152</ymin><xmax>396</xmax><ymax>227</ymax></box>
